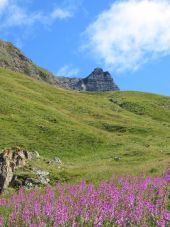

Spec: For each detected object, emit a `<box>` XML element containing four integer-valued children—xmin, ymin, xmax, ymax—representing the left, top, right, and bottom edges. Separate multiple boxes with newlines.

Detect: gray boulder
<box><xmin>32</xmin><ymin>168</ymin><xmax>50</xmax><ymax>185</ymax></box>
<box><xmin>48</xmin><ymin>157</ymin><xmax>62</xmax><ymax>166</ymax></box>
<box><xmin>28</xmin><ymin>150</ymin><xmax>40</xmax><ymax>160</ymax></box>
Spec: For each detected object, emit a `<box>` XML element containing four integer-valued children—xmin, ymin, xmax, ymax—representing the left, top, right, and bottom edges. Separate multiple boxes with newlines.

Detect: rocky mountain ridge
<box><xmin>58</xmin><ymin>68</ymin><xmax>119</xmax><ymax>92</ymax></box>
<box><xmin>0</xmin><ymin>39</ymin><xmax>119</xmax><ymax>92</ymax></box>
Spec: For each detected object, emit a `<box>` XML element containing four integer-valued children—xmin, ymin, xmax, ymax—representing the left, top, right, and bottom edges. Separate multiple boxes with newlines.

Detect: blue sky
<box><xmin>0</xmin><ymin>0</ymin><xmax>170</xmax><ymax>96</ymax></box>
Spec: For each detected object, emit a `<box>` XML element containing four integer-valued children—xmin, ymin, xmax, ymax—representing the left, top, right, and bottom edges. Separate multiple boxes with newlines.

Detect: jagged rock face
<box><xmin>0</xmin><ymin>147</ymin><xmax>31</xmax><ymax>192</ymax></box>
<box><xmin>82</xmin><ymin>68</ymin><xmax>119</xmax><ymax>92</ymax></box>
<box><xmin>57</xmin><ymin>77</ymin><xmax>82</xmax><ymax>90</ymax></box>
<box><xmin>58</xmin><ymin>68</ymin><xmax>119</xmax><ymax>92</ymax></box>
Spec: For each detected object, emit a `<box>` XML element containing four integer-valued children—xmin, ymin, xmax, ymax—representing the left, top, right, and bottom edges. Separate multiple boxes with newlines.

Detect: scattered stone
<box><xmin>32</xmin><ymin>168</ymin><xmax>50</xmax><ymax>185</ymax></box>
<box><xmin>34</xmin><ymin>169</ymin><xmax>49</xmax><ymax>177</ymax></box>
<box><xmin>28</xmin><ymin>150</ymin><xmax>40</xmax><ymax>159</ymax></box>
<box><xmin>21</xmin><ymin>168</ymin><xmax>50</xmax><ymax>190</ymax></box>
<box><xmin>48</xmin><ymin>157</ymin><xmax>62</xmax><ymax>166</ymax></box>
<box><xmin>24</xmin><ymin>178</ymin><xmax>41</xmax><ymax>189</ymax></box>
<box><xmin>114</xmin><ymin>156</ymin><xmax>121</xmax><ymax>161</ymax></box>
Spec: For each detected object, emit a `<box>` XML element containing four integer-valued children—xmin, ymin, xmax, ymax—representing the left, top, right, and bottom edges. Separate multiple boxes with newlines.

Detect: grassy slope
<box><xmin>0</xmin><ymin>68</ymin><xmax>170</xmax><ymax>183</ymax></box>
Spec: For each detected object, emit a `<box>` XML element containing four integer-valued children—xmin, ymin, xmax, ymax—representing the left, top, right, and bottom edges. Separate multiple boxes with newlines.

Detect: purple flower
<box><xmin>166</xmin><ymin>168</ymin><xmax>170</xmax><ymax>184</ymax></box>
<box><xmin>0</xmin><ymin>216</ymin><xmax>4</xmax><ymax>226</ymax></box>
<box><xmin>0</xmin><ymin>169</ymin><xmax>169</xmax><ymax>226</ymax></box>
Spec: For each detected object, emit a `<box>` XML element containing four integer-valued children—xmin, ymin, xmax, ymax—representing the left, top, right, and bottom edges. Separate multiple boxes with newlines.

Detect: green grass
<box><xmin>0</xmin><ymin>68</ymin><xmax>170</xmax><ymax>183</ymax></box>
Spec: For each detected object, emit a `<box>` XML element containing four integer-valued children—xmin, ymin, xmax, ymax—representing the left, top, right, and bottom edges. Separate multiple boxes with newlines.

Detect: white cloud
<box><xmin>0</xmin><ymin>0</ymin><xmax>8</xmax><ymax>11</ymax></box>
<box><xmin>57</xmin><ymin>65</ymin><xmax>79</xmax><ymax>77</ymax></box>
<box><xmin>0</xmin><ymin>0</ymin><xmax>84</xmax><ymax>46</ymax></box>
<box><xmin>2</xmin><ymin>5</ymin><xmax>43</xmax><ymax>27</ymax></box>
<box><xmin>0</xmin><ymin>0</ymin><xmax>76</xmax><ymax>45</ymax></box>
<box><xmin>84</xmin><ymin>0</ymin><xmax>170</xmax><ymax>72</ymax></box>
<box><xmin>51</xmin><ymin>8</ymin><xmax>72</xmax><ymax>19</ymax></box>
<box><xmin>0</xmin><ymin>1</ymin><xmax>73</xmax><ymax>30</ymax></box>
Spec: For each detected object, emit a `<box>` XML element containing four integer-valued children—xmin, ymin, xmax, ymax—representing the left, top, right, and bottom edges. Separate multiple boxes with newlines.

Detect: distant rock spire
<box><xmin>82</xmin><ymin>68</ymin><xmax>119</xmax><ymax>92</ymax></box>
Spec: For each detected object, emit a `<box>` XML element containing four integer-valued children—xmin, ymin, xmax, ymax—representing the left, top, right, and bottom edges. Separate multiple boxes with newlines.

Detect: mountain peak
<box><xmin>93</xmin><ymin>67</ymin><xmax>104</xmax><ymax>73</ymax></box>
<box><xmin>0</xmin><ymin>39</ymin><xmax>119</xmax><ymax>92</ymax></box>
<box><xmin>82</xmin><ymin>68</ymin><xmax>119</xmax><ymax>92</ymax></box>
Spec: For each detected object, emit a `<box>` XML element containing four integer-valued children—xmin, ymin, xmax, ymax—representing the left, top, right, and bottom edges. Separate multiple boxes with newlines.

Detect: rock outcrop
<box><xmin>82</xmin><ymin>68</ymin><xmax>119</xmax><ymax>92</ymax></box>
<box><xmin>57</xmin><ymin>77</ymin><xmax>82</xmax><ymax>90</ymax></box>
<box><xmin>23</xmin><ymin>168</ymin><xmax>50</xmax><ymax>189</ymax></box>
<box><xmin>0</xmin><ymin>147</ymin><xmax>43</xmax><ymax>191</ymax></box>
<box><xmin>58</xmin><ymin>68</ymin><xmax>119</xmax><ymax>92</ymax></box>
<box><xmin>0</xmin><ymin>147</ymin><xmax>30</xmax><ymax>192</ymax></box>
<box><xmin>0</xmin><ymin>147</ymin><xmax>65</xmax><ymax>191</ymax></box>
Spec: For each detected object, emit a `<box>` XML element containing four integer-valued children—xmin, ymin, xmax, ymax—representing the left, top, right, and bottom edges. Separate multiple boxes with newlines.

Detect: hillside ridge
<box><xmin>0</xmin><ymin>39</ymin><xmax>62</xmax><ymax>86</ymax></box>
<box><xmin>0</xmin><ymin>39</ymin><xmax>119</xmax><ymax>92</ymax></box>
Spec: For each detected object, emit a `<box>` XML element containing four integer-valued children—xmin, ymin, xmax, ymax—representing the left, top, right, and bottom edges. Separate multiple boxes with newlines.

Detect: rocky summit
<box><xmin>82</xmin><ymin>68</ymin><xmax>119</xmax><ymax>92</ymax></box>
<box><xmin>0</xmin><ymin>39</ymin><xmax>119</xmax><ymax>92</ymax></box>
<box><xmin>58</xmin><ymin>68</ymin><xmax>119</xmax><ymax>92</ymax></box>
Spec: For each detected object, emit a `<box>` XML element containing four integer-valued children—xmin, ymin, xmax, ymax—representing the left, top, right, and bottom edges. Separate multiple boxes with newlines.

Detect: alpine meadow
<box><xmin>0</xmin><ymin>0</ymin><xmax>170</xmax><ymax>226</ymax></box>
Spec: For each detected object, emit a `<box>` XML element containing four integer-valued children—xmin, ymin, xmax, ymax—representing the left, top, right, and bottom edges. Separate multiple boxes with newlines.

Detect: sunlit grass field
<box><xmin>0</xmin><ymin>68</ymin><xmax>170</xmax><ymax>183</ymax></box>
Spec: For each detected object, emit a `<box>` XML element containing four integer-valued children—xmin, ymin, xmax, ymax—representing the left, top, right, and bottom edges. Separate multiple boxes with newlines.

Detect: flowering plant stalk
<box><xmin>0</xmin><ymin>169</ymin><xmax>169</xmax><ymax>227</ymax></box>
